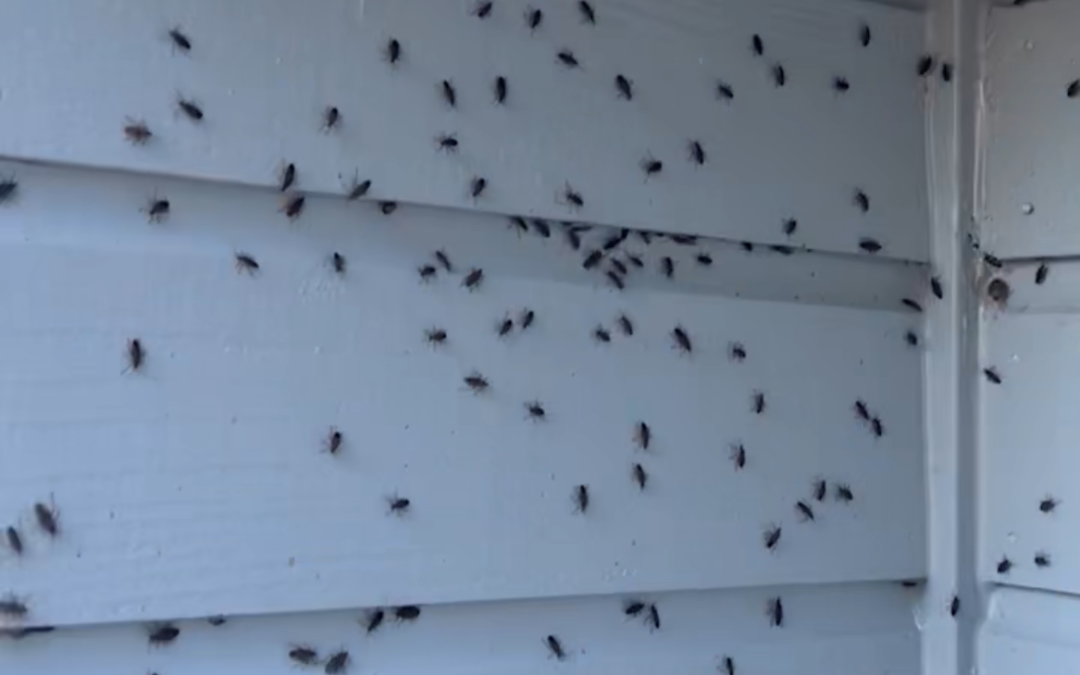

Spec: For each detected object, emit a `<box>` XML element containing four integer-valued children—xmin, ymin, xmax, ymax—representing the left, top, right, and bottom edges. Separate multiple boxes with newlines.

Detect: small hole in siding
<box><xmin>1021</xmin><ymin>203</ymin><xmax>1034</xmax><ymax>216</ymax></box>
<box><xmin>987</xmin><ymin>277</ymin><xmax>1010</xmax><ymax>307</ymax></box>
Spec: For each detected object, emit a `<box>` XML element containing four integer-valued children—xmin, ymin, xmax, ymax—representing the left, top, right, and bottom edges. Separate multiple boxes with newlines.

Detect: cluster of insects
<box><xmin>0</xmin><ymin>7</ymin><xmax>943</xmax><ymax>666</ymax></box>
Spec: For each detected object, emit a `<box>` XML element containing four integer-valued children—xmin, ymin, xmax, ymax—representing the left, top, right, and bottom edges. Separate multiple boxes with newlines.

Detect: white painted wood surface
<box><xmin>0</xmin><ymin>583</ymin><xmax>921</xmax><ymax>675</ymax></box>
<box><xmin>0</xmin><ymin>0</ymin><xmax>938</xmax><ymax>673</ymax></box>
<box><xmin>0</xmin><ymin>161</ymin><xmax>927</xmax><ymax>628</ymax></box>
<box><xmin>0</xmin><ymin>0</ymin><xmax>931</xmax><ymax>261</ymax></box>
<box><xmin>980</xmin><ymin>586</ymin><xmax>1080</xmax><ymax>675</ymax></box>
<box><xmin>982</xmin><ymin>1</ymin><xmax>1080</xmax><ymax>258</ymax></box>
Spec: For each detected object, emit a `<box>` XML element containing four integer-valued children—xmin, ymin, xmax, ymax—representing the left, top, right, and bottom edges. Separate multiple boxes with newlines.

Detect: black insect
<box><xmin>625</xmin><ymin>253</ymin><xmax>643</xmax><ymax>269</ymax></box>
<box><xmin>871</xmin><ymin>417</ymin><xmax>884</xmax><ymax>437</ymax></box>
<box><xmin>471</xmin><ymin>176</ymin><xmax>487</xmax><ymax>198</ymax></box>
<box><xmin>983</xmin><ymin>253</ymin><xmax>1003</xmax><ymax>268</ymax></box>
<box><xmin>983</xmin><ymin>367</ymin><xmax>1002</xmax><ymax>385</ymax></box>
<box><xmin>322</xmin><ymin>106</ymin><xmax>340</xmax><ymax>132</ymax></box>
<box><xmin>325</xmin><ymin>650</ymin><xmax>349</xmax><ymax>674</ymax></box>
<box><xmin>931</xmin><ymin>276</ymin><xmax>944</xmax><ymax>299</ymax></box>
<box><xmin>594</xmin><ymin>326</ymin><xmax>612</xmax><ymax>343</ymax></box>
<box><xmin>494</xmin><ymin>76</ymin><xmax>507</xmax><ymax>104</ymax></box>
<box><xmin>632</xmin><ymin>463</ymin><xmax>647</xmax><ymax>490</ymax></box>
<box><xmin>771</xmin><ymin>245</ymin><xmax>794</xmax><ymax>255</ymax></box>
<box><xmin>635</xmin><ymin>421</ymin><xmax>651</xmax><ymax>450</ymax></box>
<box><xmin>385</xmin><ymin>38</ymin><xmax>402</xmax><ymax>65</ymax></box>
<box><xmin>637</xmin><ymin>231</ymin><xmax>653</xmax><ymax>244</ymax></box>
<box><xmin>560</xmin><ymin>184</ymin><xmax>584</xmax><ymax>210</ymax></box>
<box><xmin>647</xmin><ymin>604</ymin><xmax>661</xmax><ymax>631</ymax></box>
<box><xmin>796</xmin><ymin>501</ymin><xmax>815</xmax><ymax>521</ymax></box>
<box><xmin>836</xmin><ymin>484</ymin><xmax>854</xmax><ymax>502</ymax></box>
<box><xmin>508</xmin><ymin>216</ymin><xmax>529</xmax><ymax>235</ymax></box>
<box><xmin>123</xmin><ymin>118</ymin><xmax>152</xmax><ymax>144</ymax></box>
<box><xmin>728</xmin><ymin>342</ymin><xmax>746</xmax><ymax>362</ymax></box>
<box><xmin>583</xmin><ymin>249</ymin><xmax>604</xmax><ymax>270</ymax></box>
<box><xmin>859</xmin><ymin>23</ymin><xmax>871</xmax><ymax>47</ymax></box>
<box><xmin>901</xmin><ymin>298</ymin><xmax>923</xmax><ymax>312</ymax></box>
<box><xmin>741</xmin><ymin>241</ymin><xmax>754</xmax><ymax>252</ymax></box>
<box><xmin>387</xmin><ymin>495</ymin><xmax>411</xmax><ymax>515</ymax></box>
<box><xmin>206</xmin><ymin>615</ymin><xmax>226</xmax><ymax>626</ymax></box>
<box><xmin>996</xmin><ymin>557</ymin><xmax>1012</xmax><ymax>574</ymax></box>
<box><xmin>462</xmin><ymin>268</ymin><xmax>483</xmax><ymax>290</ymax></box>
<box><xmin>661</xmin><ymin>256</ymin><xmax>674</xmax><ymax>278</ymax></box>
<box><xmin>782</xmin><ymin>218</ymin><xmax>797</xmax><ymax>236</ymax></box>
<box><xmin>603</xmin><ymin>230</ymin><xmax>629</xmax><ymax>250</ymax></box>
<box><xmin>525</xmin><ymin>6</ymin><xmax>543</xmax><ymax>32</ymax></box>
<box><xmin>717</xmin><ymin>81</ymin><xmax>735</xmax><ymax>101</ymax></box>
<box><xmin>425</xmin><ymin>328</ymin><xmax>447</xmax><ymax>345</ymax></box>
<box><xmin>950</xmin><ymin>595</ymin><xmax>960</xmax><ymax>617</ymax></box>
<box><xmin>464</xmin><ymin>372</ymin><xmax>489</xmax><ymax>392</ymax></box>
<box><xmin>670</xmin><ymin>234</ymin><xmax>698</xmax><ymax>246</ymax></box>
<box><xmin>609</xmin><ymin>315</ymin><xmax>631</xmax><ymax>338</ymax></box>
<box><xmin>148</xmin><ymin>623</ymin><xmax>180</xmax><ymax>645</ymax></box>
<box><xmin>918</xmin><ymin>55</ymin><xmax>935</xmax><ymax>77</ymax></box>
<box><xmin>145</xmin><ymin>196</ymin><xmax>170</xmax><ymax>223</ymax></box>
<box><xmin>324</xmin><ymin>427</ymin><xmax>343</xmax><ymax>455</ymax></box>
<box><xmin>602</xmin><ymin>269</ymin><xmax>624</xmax><ymax>291</ymax></box>
<box><xmin>690</xmin><ymin>252</ymin><xmax>711</xmax><ymax>267</ymax></box>
<box><xmin>763</xmin><ymin>525</ymin><xmax>781</xmax><ymax>550</ymax></box>
<box><xmin>672</xmin><ymin>326</ymin><xmax>692</xmax><ymax>354</ymax></box>
<box><xmin>520</xmin><ymin>309</ymin><xmax>535</xmax><ymax>330</ymax></box>
<box><xmin>557</xmin><ymin>50</ymin><xmax>580</xmax><ymax>68</ymax></box>
<box><xmin>722</xmin><ymin>655</ymin><xmax>736</xmax><ymax>675</ymax></box>
<box><xmin>235</xmin><ymin>253</ymin><xmax>259</xmax><ymax>274</ymax></box>
<box><xmin>0</xmin><ymin>175</ymin><xmax>17</xmax><ymax>203</ymax></box>
<box><xmin>579</xmin><ymin>0</ymin><xmax>596</xmax><ymax>24</ymax></box>
<box><xmin>615</xmin><ymin>75</ymin><xmax>633</xmax><ymax>100</ymax></box>
<box><xmin>395</xmin><ymin>605</ymin><xmax>421</xmax><ymax>621</ymax></box>
<box><xmin>1036</xmin><ymin>263</ymin><xmax>1049</xmax><ymax>285</ymax></box>
<box><xmin>833</xmin><ymin>76</ymin><xmax>850</xmax><ymax>92</ymax></box>
<box><xmin>752</xmin><ymin>34</ymin><xmax>764</xmax><ymax>56</ymax></box>
<box><xmin>473</xmin><ymin>1</ymin><xmax>493</xmax><ymax>19</ymax></box>
<box><xmin>610</xmin><ymin>259</ymin><xmax>628</xmax><ymax>276</ymax></box>
<box><xmin>546</xmin><ymin>635</ymin><xmax>566</xmax><ymax>660</ymax></box>
<box><xmin>905</xmin><ymin>331</ymin><xmax>919</xmax><ymax>347</ymax></box>
<box><xmin>177</xmin><ymin>96</ymin><xmax>203</xmax><ymax>121</ymax></box>
<box><xmin>346</xmin><ymin>177</ymin><xmax>371</xmax><ymax>200</ymax></box>
<box><xmin>854</xmin><ymin>189</ymin><xmax>869</xmax><ymax>213</ymax></box>
<box><xmin>289</xmin><ymin>646</ymin><xmax>319</xmax><ymax>665</ymax></box>
<box><xmin>525</xmin><ymin>401</ymin><xmax>546</xmax><ymax>420</ymax></box>
<box><xmin>564</xmin><ymin>228</ymin><xmax>581</xmax><ymax>250</ymax></box>
<box><xmin>941</xmin><ymin>62</ymin><xmax>953</xmax><ymax>83</ymax></box>
<box><xmin>752</xmin><ymin>392</ymin><xmax>765</xmax><ymax>415</ymax></box>
<box><xmin>1035</xmin><ymin>552</ymin><xmax>1051</xmax><ymax>568</ymax></box>
<box><xmin>1040</xmin><ymin>496</ymin><xmax>1059</xmax><ymax>513</ymax></box>
<box><xmin>641</xmin><ymin>156</ymin><xmax>663</xmax><ymax>177</ymax></box>
<box><xmin>437</xmin><ymin>133</ymin><xmax>459</xmax><ymax>152</ymax></box>
<box><xmin>168</xmin><ymin>26</ymin><xmax>192</xmax><ymax>52</ymax></box>
<box><xmin>365</xmin><ymin>608</ymin><xmax>386</xmax><ymax>633</ymax></box>
<box><xmin>772</xmin><ymin>64</ymin><xmax>786</xmax><ymax>87</ymax></box>
<box><xmin>6</xmin><ymin>526</ymin><xmax>22</xmax><ymax>555</ymax></box>
<box><xmin>573</xmin><ymin>484</ymin><xmax>589</xmax><ymax>514</ymax></box>
<box><xmin>531</xmin><ymin>219</ymin><xmax>552</xmax><ymax>237</ymax></box>
<box><xmin>768</xmin><ymin>597</ymin><xmax>783</xmax><ymax>627</ymax></box>
<box><xmin>730</xmin><ymin>443</ymin><xmax>746</xmax><ymax>470</ymax></box>
<box><xmin>813</xmin><ymin>479</ymin><xmax>827</xmax><ymax>502</ymax></box>
<box><xmin>123</xmin><ymin>338</ymin><xmax>146</xmax><ymax>373</ymax></box>
<box><xmin>283</xmin><ymin>194</ymin><xmax>305</xmax><ymax>220</ymax></box>
<box><xmin>688</xmin><ymin>140</ymin><xmax>706</xmax><ymax>166</ymax></box>
<box><xmin>441</xmin><ymin>79</ymin><xmax>457</xmax><ymax>107</ymax></box>
<box><xmin>624</xmin><ymin>600</ymin><xmax>646</xmax><ymax>617</ymax></box>
<box><xmin>859</xmin><ymin>238</ymin><xmax>882</xmax><ymax>253</ymax></box>
<box><xmin>0</xmin><ymin>596</ymin><xmax>27</xmax><ymax>618</ymax></box>
<box><xmin>855</xmin><ymin>400</ymin><xmax>870</xmax><ymax>421</ymax></box>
